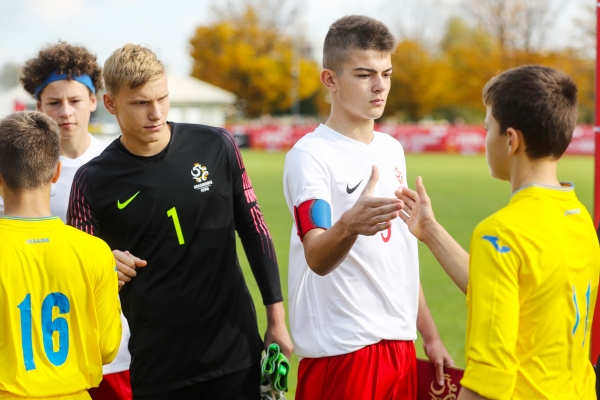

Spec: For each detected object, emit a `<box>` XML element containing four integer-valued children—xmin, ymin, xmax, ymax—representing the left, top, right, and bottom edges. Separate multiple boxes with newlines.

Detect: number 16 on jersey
<box><xmin>18</xmin><ymin>292</ymin><xmax>70</xmax><ymax>371</ymax></box>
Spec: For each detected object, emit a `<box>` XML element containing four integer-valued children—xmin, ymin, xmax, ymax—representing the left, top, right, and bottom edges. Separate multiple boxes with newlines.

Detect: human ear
<box><xmin>103</xmin><ymin>93</ymin><xmax>118</xmax><ymax>115</ymax></box>
<box><xmin>36</xmin><ymin>101</ymin><xmax>42</xmax><ymax>112</ymax></box>
<box><xmin>320</xmin><ymin>69</ymin><xmax>337</xmax><ymax>93</ymax></box>
<box><xmin>51</xmin><ymin>161</ymin><xmax>62</xmax><ymax>184</ymax></box>
<box><xmin>506</xmin><ymin>127</ymin><xmax>521</xmax><ymax>155</ymax></box>
<box><xmin>89</xmin><ymin>93</ymin><xmax>98</xmax><ymax>113</ymax></box>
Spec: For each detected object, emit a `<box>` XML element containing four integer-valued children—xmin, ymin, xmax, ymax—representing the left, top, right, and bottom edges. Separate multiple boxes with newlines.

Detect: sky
<box><xmin>0</xmin><ymin>0</ymin><xmax>587</xmax><ymax>78</ymax></box>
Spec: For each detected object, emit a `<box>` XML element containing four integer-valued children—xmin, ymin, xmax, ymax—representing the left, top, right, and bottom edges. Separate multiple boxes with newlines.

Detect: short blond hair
<box><xmin>103</xmin><ymin>44</ymin><xmax>164</xmax><ymax>94</ymax></box>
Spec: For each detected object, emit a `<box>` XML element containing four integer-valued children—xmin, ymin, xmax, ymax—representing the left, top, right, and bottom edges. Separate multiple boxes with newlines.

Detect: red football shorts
<box><xmin>88</xmin><ymin>370</ymin><xmax>132</xmax><ymax>400</ymax></box>
<box><xmin>296</xmin><ymin>340</ymin><xmax>416</xmax><ymax>400</ymax></box>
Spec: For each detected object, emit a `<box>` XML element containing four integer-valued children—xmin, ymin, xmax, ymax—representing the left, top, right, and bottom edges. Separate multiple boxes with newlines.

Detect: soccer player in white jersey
<box><xmin>7</xmin><ymin>42</ymin><xmax>138</xmax><ymax>400</ymax></box>
<box><xmin>283</xmin><ymin>15</ymin><xmax>453</xmax><ymax>400</ymax></box>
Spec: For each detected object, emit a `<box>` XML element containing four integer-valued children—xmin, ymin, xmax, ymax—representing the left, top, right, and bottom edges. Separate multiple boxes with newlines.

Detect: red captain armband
<box><xmin>294</xmin><ymin>199</ymin><xmax>332</xmax><ymax>241</ymax></box>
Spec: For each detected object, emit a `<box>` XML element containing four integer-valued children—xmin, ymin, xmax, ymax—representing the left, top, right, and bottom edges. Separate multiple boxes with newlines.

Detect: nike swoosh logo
<box><xmin>482</xmin><ymin>235</ymin><xmax>510</xmax><ymax>253</ymax></box>
<box><xmin>117</xmin><ymin>191</ymin><xmax>140</xmax><ymax>209</ymax></box>
<box><xmin>346</xmin><ymin>180</ymin><xmax>363</xmax><ymax>194</ymax></box>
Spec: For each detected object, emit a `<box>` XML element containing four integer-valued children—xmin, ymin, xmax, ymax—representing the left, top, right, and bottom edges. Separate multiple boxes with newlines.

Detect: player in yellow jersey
<box><xmin>0</xmin><ymin>111</ymin><xmax>122</xmax><ymax>399</ymax></box>
<box><xmin>396</xmin><ymin>65</ymin><xmax>599</xmax><ymax>399</ymax></box>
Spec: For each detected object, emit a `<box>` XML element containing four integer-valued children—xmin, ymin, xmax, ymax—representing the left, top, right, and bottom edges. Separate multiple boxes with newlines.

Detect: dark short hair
<box><xmin>483</xmin><ymin>65</ymin><xmax>578</xmax><ymax>159</ymax></box>
<box><xmin>323</xmin><ymin>15</ymin><xmax>395</xmax><ymax>74</ymax></box>
<box><xmin>0</xmin><ymin>111</ymin><xmax>60</xmax><ymax>191</ymax></box>
<box><xmin>20</xmin><ymin>41</ymin><xmax>103</xmax><ymax>99</ymax></box>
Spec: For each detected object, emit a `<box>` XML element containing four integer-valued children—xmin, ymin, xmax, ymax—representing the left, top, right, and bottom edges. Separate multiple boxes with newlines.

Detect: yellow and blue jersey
<box><xmin>461</xmin><ymin>184</ymin><xmax>599</xmax><ymax>399</ymax></box>
<box><xmin>0</xmin><ymin>216</ymin><xmax>121</xmax><ymax>398</ymax></box>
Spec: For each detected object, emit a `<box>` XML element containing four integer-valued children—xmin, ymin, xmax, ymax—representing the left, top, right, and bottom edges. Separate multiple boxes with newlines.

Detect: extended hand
<box><xmin>423</xmin><ymin>336</ymin><xmax>455</xmax><ymax>386</ymax></box>
<box><xmin>340</xmin><ymin>165</ymin><xmax>403</xmax><ymax>236</ymax></box>
<box><xmin>113</xmin><ymin>250</ymin><xmax>147</xmax><ymax>290</ymax></box>
<box><xmin>395</xmin><ymin>176</ymin><xmax>436</xmax><ymax>241</ymax></box>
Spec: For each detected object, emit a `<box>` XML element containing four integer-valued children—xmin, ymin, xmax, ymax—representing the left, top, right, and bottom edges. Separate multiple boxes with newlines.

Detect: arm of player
<box><xmin>67</xmin><ymin>168</ymin><xmax>147</xmax><ymax>289</ymax></box>
<box><xmin>95</xmin><ymin>243</ymin><xmax>123</xmax><ymax>365</ymax></box>
<box><xmin>302</xmin><ymin>166</ymin><xmax>403</xmax><ymax>276</ymax></box>
<box><xmin>396</xmin><ymin>176</ymin><xmax>470</xmax><ymax>293</ymax></box>
<box><xmin>224</xmin><ymin>129</ymin><xmax>293</xmax><ymax>357</ymax></box>
<box><xmin>417</xmin><ymin>284</ymin><xmax>455</xmax><ymax>386</ymax></box>
<box><xmin>460</xmin><ymin>230</ymin><xmax>520</xmax><ymax>399</ymax></box>
<box><xmin>67</xmin><ymin>167</ymin><xmax>101</xmax><ymax>236</ymax></box>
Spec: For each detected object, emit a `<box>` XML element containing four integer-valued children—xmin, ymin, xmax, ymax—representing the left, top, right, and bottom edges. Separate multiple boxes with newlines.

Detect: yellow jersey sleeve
<box><xmin>461</xmin><ymin>224</ymin><xmax>521</xmax><ymax>399</ymax></box>
<box><xmin>92</xmin><ymin>243</ymin><xmax>122</xmax><ymax>365</ymax></box>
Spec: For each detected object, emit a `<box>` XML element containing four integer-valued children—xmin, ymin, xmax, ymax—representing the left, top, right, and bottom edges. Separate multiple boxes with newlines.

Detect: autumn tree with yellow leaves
<box><xmin>386</xmin><ymin>0</ymin><xmax>593</xmax><ymax>123</ymax></box>
<box><xmin>189</xmin><ymin>1</ymin><xmax>320</xmax><ymax>117</ymax></box>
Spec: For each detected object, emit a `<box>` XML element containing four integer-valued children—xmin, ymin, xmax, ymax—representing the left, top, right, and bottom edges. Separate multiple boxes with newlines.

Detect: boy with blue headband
<box><xmin>9</xmin><ymin>42</ymin><xmax>138</xmax><ymax>400</ymax></box>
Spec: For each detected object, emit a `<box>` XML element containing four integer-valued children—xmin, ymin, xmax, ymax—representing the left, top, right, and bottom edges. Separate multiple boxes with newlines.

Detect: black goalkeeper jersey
<box><xmin>67</xmin><ymin>123</ymin><xmax>282</xmax><ymax>395</ymax></box>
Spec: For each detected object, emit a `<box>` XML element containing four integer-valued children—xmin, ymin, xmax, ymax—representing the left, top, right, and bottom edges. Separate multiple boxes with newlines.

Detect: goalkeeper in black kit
<box><xmin>67</xmin><ymin>43</ymin><xmax>293</xmax><ymax>400</ymax></box>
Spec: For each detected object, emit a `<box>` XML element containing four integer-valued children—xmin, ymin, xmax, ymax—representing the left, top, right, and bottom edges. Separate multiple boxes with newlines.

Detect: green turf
<box><xmin>236</xmin><ymin>150</ymin><xmax>594</xmax><ymax>398</ymax></box>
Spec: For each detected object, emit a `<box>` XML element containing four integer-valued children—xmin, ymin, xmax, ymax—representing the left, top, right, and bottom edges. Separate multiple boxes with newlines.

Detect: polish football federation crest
<box><xmin>191</xmin><ymin>163</ymin><xmax>213</xmax><ymax>192</ymax></box>
<box><xmin>394</xmin><ymin>167</ymin><xmax>404</xmax><ymax>185</ymax></box>
<box><xmin>191</xmin><ymin>163</ymin><xmax>209</xmax><ymax>182</ymax></box>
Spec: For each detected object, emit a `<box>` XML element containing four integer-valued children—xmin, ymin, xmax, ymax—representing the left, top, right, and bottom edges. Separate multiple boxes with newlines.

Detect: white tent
<box><xmin>166</xmin><ymin>73</ymin><xmax>236</xmax><ymax>127</ymax></box>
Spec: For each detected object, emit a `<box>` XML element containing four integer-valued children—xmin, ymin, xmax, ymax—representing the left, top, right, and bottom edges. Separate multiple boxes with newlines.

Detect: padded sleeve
<box><xmin>67</xmin><ymin>166</ymin><xmax>101</xmax><ymax>236</ymax></box>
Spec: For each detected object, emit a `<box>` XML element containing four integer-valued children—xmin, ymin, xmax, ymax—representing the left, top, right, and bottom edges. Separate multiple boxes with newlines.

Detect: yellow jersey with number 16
<box><xmin>0</xmin><ymin>216</ymin><xmax>121</xmax><ymax>398</ymax></box>
<box><xmin>461</xmin><ymin>184</ymin><xmax>600</xmax><ymax>400</ymax></box>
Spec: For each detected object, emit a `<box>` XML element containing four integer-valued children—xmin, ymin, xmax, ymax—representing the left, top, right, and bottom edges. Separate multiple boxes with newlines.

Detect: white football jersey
<box><xmin>284</xmin><ymin>124</ymin><xmax>420</xmax><ymax>358</ymax></box>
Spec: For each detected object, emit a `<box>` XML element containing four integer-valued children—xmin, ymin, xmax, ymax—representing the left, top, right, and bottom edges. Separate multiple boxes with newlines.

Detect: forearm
<box><xmin>240</xmin><ymin>233</ymin><xmax>283</xmax><ymax>304</ymax></box>
<box><xmin>422</xmin><ymin>222</ymin><xmax>470</xmax><ymax>293</ymax></box>
<box><xmin>416</xmin><ymin>284</ymin><xmax>440</xmax><ymax>342</ymax></box>
<box><xmin>266</xmin><ymin>301</ymin><xmax>286</xmax><ymax>326</ymax></box>
<box><xmin>303</xmin><ymin>222</ymin><xmax>358</xmax><ymax>276</ymax></box>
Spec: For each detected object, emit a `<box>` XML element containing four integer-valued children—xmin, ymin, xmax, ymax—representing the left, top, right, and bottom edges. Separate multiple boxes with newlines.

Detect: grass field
<box><xmin>236</xmin><ymin>150</ymin><xmax>594</xmax><ymax>398</ymax></box>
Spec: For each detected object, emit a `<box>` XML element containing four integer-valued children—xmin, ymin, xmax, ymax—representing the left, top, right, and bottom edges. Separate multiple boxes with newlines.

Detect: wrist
<box><xmin>420</xmin><ymin>219</ymin><xmax>440</xmax><ymax>246</ymax></box>
<box><xmin>337</xmin><ymin>211</ymin><xmax>359</xmax><ymax>238</ymax></box>
<box><xmin>420</xmin><ymin>325</ymin><xmax>441</xmax><ymax>343</ymax></box>
<box><xmin>266</xmin><ymin>302</ymin><xmax>286</xmax><ymax>326</ymax></box>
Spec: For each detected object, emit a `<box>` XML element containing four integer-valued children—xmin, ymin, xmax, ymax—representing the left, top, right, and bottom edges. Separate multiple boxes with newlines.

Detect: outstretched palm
<box><xmin>395</xmin><ymin>176</ymin><xmax>437</xmax><ymax>241</ymax></box>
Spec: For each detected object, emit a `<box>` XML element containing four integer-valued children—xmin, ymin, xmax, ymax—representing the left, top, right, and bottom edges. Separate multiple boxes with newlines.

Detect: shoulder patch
<box><xmin>482</xmin><ymin>235</ymin><xmax>510</xmax><ymax>253</ymax></box>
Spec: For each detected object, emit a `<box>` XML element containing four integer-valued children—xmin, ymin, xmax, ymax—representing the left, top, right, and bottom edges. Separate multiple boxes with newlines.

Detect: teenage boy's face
<box><xmin>484</xmin><ymin>106</ymin><xmax>510</xmax><ymax>180</ymax></box>
<box><xmin>333</xmin><ymin>49</ymin><xmax>392</xmax><ymax>121</ymax></box>
<box><xmin>37</xmin><ymin>80</ymin><xmax>97</xmax><ymax>140</ymax></box>
<box><xmin>107</xmin><ymin>74</ymin><xmax>170</xmax><ymax>146</ymax></box>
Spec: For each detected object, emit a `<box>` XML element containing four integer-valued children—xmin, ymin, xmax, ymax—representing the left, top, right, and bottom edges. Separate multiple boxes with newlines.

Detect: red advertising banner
<box><xmin>227</xmin><ymin>124</ymin><xmax>594</xmax><ymax>155</ymax></box>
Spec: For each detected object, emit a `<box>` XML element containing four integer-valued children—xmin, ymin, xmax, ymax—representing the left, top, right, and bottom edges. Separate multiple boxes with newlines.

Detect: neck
<box><xmin>325</xmin><ymin>103</ymin><xmax>375</xmax><ymax>144</ymax></box>
<box><xmin>509</xmin><ymin>155</ymin><xmax>560</xmax><ymax>192</ymax></box>
<box><xmin>61</xmin><ymin>131</ymin><xmax>91</xmax><ymax>159</ymax></box>
<box><xmin>120</xmin><ymin>123</ymin><xmax>172</xmax><ymax>157</ymax></box>
<box><xmin>1</xmin><ymin>186</ymin><xmax>52</xmax><ymax>218</ymax></box>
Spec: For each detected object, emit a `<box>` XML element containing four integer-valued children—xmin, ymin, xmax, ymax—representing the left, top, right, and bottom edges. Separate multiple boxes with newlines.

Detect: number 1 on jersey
<box><xmin>167</xmin><ymin>207</ymin><xmax>185</xmax><ymax>245</ymax></box>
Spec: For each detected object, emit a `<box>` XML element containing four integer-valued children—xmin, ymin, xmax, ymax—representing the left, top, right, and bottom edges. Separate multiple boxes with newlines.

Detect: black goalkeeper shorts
<box><xmin>133</xmin><ymin>363</ymin><xmax>261</xmax><ymax>400</ymax></box>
